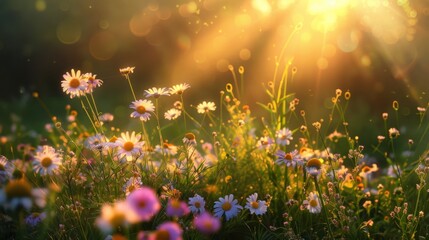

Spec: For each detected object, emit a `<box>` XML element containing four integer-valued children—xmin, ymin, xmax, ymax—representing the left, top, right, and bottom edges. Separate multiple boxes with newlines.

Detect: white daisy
<box><xmin>84</xmin><ymin>73</ymin><xmax>103</xmax><ymax>93</ymax></box>
<box><xmin>303</xmin><ymin>192</ymin><xmax>321</xmax><ymax>214</ymax></box>
<box><xmin>61</xmin><ymin>69</ymin><xmax>88</xmax><ymax>98</ymax></box>
<box><xmin>130</xmin><ymin>99</ymin><xmax>155</xmax><ymax>122</ymax></box>
<box><xmin>213</xmin><ymin>194</ymin><xmax>243</xmax><ymax>221</ymax></box>
<box><xmin>33</xmin><ymin>145</ymin><xmax>62</xmax><ymax>176</ymax></box>
<box><xmin>188</xmin><ymin>194</ymin><xmax>206</xmax><ymax>214</ymax></box>
<box><xmin>164</xmin><ymin>108</ymin><xmax>182</xmax><ymax>120</ymax></box>
<box><xmin>144</xmin><ymin>87</ymin><xmax>170</xmax><ymax>98</ymax></box>
<box><xmin>276</xmin><ymin>127</ymin><xmax>293</xmax><ymax>146</ymax></box>
<box><xmin>245</xmin><ymin>193</ymin><xmax>267</xmax><ymax>216</ymax></box>
<box><xmin>197</xmin><ymin>101</ymin><xmax>216</xmax><ymax>114</ymax></box>
<box><xmin>115</xmin><ymin>131</ymin><xmax>144</xmax><ymax>161</ymax></box>
<box><xmin>169</xmin><ymin>83</ymin><xmax>190</xmax><ymax>95</ymax></box>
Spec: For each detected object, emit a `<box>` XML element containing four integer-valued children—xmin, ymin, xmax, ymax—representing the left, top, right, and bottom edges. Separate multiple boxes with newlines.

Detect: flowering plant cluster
<box><xmin>0</xmin><ymin>64</ymin><xmax>429</xmax><ymax>240</ymax></box>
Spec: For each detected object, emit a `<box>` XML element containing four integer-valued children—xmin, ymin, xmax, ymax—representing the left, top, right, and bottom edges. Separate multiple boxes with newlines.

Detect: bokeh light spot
<box><xmin>360</xmin><ymin>55</ymin><xmax>371</xmax><ymax>67</ymax></box>
<box><xmin>239</xmin><ymin>48</ymin><xmax>251</xmax><ymax>61</ymax></box>
<box><xmin>56</xmin><ymin>19</ymin><xmax>81</xmax><ymax>44</ymax></box>
<box><xmin>317</xmin><ymin>57</ymin><xmax>329</xmax><ymax>70</ymax></box>
<box><xmin>235</xmin><ymin>14</ymin><xmax>252</xmax><ymax>28</ymax></box>
<box><xmin>35</xmin><ymin>0</ymin><xmax>46</xmax><ymax>12</ymax></box>
<box><xmin>337</xmin><ymin>30</ymin><xmax>360</xmax><ymax>53</ymax></box>
<box><xmin>99</xmin><ymin>20</ymin><xmax>110</xmax><ymax>30</ymax></box>
<box><xmin>177</xmin><ymin>34</ymin><xmax>191</xmax><ymax>50</ymax></box>
<box><xmin>129</xmin><ymin>15</ymin><xmax>153</xmax><ymax>37</ymax></box>
<box><xmin>89</xmin><ymin>31</ymin><xmax>118</xmax><ymax>60</ymax></box>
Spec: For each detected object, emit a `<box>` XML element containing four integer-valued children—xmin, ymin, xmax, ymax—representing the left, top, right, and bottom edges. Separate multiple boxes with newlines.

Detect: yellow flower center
<box><xmin>309</xmin><ymin>199</ymin><xmax>318</xmax><ymax>208</ymax></box>
<box><xmin>137</xmin><ymin>199</ymin><xmax>146</xmax><ymax>209</ymax></box>
<box><xmin>170</xmin><ymin>199</ymin><xmax>181</xmax><ymax>209</ymax></box>
<box><xmin>154</xmin><ymin>229</ymin><xmax>170</xmax><ymax>240</ymax></box>
<box><xmin>0</xmin><ymin>164</ymin><xmax>5</xmax><ymax>171</ymax></box>
<box><xmin>136</xmin><ymin>105</ymin><xmax>146</xmax><ymax>114</ymax></box>
<box><xmin>185</xmin><ymin>133</ymin><xmax>196</xmax><ymax>140</ymax></box>
<box><xmin>203</xmin><ymin>220</ymin><xmax>213</xmax><ymax>229</ymax></box>
<box><xmin>123</xmin><ymin>142</ymin><xmax>134</xmax><ymax>151</ymax></box>
<box><xmin>306</xmin><ymin>158</ymin><xmax>322</xmax><ymax>169</ymax></box>
<box><xmin>69</xmin><ymin>78</ymin><xmax>80</xmax><ymax>88</ymax></box>
<box><xmin>361</xmin><ymin>166</ymin><xmax>371</xmax><ymax>173</ymax></box>
<box><xmin>5</xmin><ymin>179</ymin><xmax>32</xmax><ymax>199</ymax></box>
<box><xmin>127</xmin><ymin>184</ymin><xmax>137</xmax><ymax>193</ymax></box>
<box><xmin>110</xmin><ymin>212</ymin><xmax>126</xmax><ymax>228</ymax></box>
<box><xmin>222</xmin><ymin>202</ymin><xmax>232</xmax><ymax>211</ymax></box>
<box><xmin>285</xmin><ymin>153</ymin><xmax>293</xmax><ymax>161</ymax></box>
<box><xmin>251</xmin><ymin>201</ymin><xmax>259</xmax><ymax>209</ymax></box>
<box><xmin>194</xmin><ymin>201</ymin><xmax>201</xmax><ymax>208</ymax></box>
<box><xmin>41</xmin><ymin>157</ymin><xmax>53</xmax><ymax>168</ymax></box>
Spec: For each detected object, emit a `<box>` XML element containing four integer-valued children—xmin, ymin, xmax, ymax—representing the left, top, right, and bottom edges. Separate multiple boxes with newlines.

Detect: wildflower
<box><xmin>363</xmin><ymin>200</ymin><xmax>372</xmax><ymax>209</ymax></box>
<box><xmin>130</xmin><ymin>99</ymin><xmax>155</xmax><ymax>122</ymax></box>
<box><xmin>84</xmin><ymin>73</ymin><xmax>103</xmax><ymax>92</ymax></box>
<box><xmin>164</xmin><ymin>108</ymin><xmax>182</xmax><ymax>120</ymax></box>
<box><xmin>61</xmin><ymin>69</ymin><xmax>88</xmax><ymax>98</ymax></box>
<box><xmin>148</xmin><ymin>222</ymin><xmax>183</xmax><ymax>240</ymax></box>
<box><xmin>275</xmin><ymin>128</ymin><xmax>293</xmax><ymax>146</ymax></box>
<box><xmin>303</xmin><ymin>192</ymin><xmax>321</xmax><ymax>214</ymax></box>
<box><xmin>144</xmin><ymin>87</ymin><xmax>170</xmax><ymax>98</ymax></box>
<box><xmin>188</xmin><ymin>194</ymin><xmax>206</xmax><ymax>214</ymax></box>
<box><xmin>183</xmin><ymin>132</ymin><xmax>197</xmax><ymax>146</ymax></box>
<box><xmin>115</xmin><ymin>131</ymin><xmax>144</xmax><ymax>161</ymax></box>
<box><xmin>169</xmin><ymin>83</ymin><xmax>190</xmax><ymax>95</ymax></box>
<box><xmin>245</xmin><ymin>193</ymin><xmax>267</xmax><ymax>215</ymax></box>
<box><xmin>377</xmin><ymin>135</ymin><xmax>385</xmax><ymax>143</ymax></box>
<box><xmin>256</xmin><ymin>136</ymin><xmax>274</xmax><ymax>151</ymax></box>
<box><xmin>388</xmin><ymin>128</ymin><xmax>400</xmax><ymax>139</ymax></box>
<box><xmin>327</xmin><ymin>130</ymin><xmax>343</xmax><ymax>142</ymax></box>
<box><xmin>193</xmin><ymin>212</ymin><xmax>221</xmax><ymax>235</ymax></box>
<box><xmin>306</xmin><ymin>158</ymin><xmax>323</xmax><ymax>177</ymax></box>
<box><xmin>1</xmin><ymin>179</ymin><xmax>33</xmax><ymax>211</ymax></box>
<box><xmin>155</xmin><ymin>142</ymin><xmax>178</xmax><ymax>155</ymax></box>
<box><xmin>299</xmin><ymin>147</ymin><xmax>314</xmax><ymax>160</ymax></box>
<box><xmin>166</xmin><ymin>199</ymin><xmax>190</xmax><ymax>217</ymax></box>
<box><xmin>382</xmin><ymin>113</ymin><xmax>388</xmax><ymax>120</ymax></box>
<box><xmin>275</xmin><ymin>149</ymin><xmax>301</xmax><ymax>167</ymax></box>
<box><xmin>359</xmin><ymin>164</ymin><xmax>378</xmax><ymax>179</ymax></box>
<box><xmin>197</xmin><ymin>101</ymin><xmax>216</xmax><ymax>114</ymax></box>
<box><xmin>0</xmin><ymin>155</ymin><xmax>14</xmax><ymax>184</ymax></box>
<box><xmin>99</xmin><ymin>113</ymin><xmax>114</xmax><ymax>123</ymax></box>
<box><xmin>417</xmin><ymin>107</ymin><xmax>426</xmax><ymax>112</ymax></box>
<box><xmin>84</xmin><ymin>134</ymin><xmax>106</xmax><ymax>152</ymax></box>
<box><xmin>33</xmin><ymin>145</ymin><xmax>62</xmax><ymax>176</ymax></box>
<box><xmin>213</xmin><ymin>194</ymin><xmax>243</xmax><ymax>221</ymax></box>
<box><xmin>119</xmin><ymin>66</ymin><xmax>135</xmax><ymax>75</ymax></box>
<box><xmin>126</xmin><ymin>187</ymin><xmax>161</xmax><ymax>222</ymax></box>
<box><xmin>96</xmin><ymin>201</ymin><xmax>139</xmax><ymax>234</ymax></box>
<box><xmin>25</xmin><ymin>212</ymin><xmax>46</xmax><ymax>227</ymax></box>
<box><xmin>123</xmin><ymin>175</ymin><xmax>143</xmax><ymax>196</ymax></box>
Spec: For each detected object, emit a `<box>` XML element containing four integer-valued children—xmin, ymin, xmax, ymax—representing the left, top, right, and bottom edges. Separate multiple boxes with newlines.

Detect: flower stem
<box><xmin>314</xmin><ymin>178</ymin><xmax>334</xmax><ymax>239</ymax></box>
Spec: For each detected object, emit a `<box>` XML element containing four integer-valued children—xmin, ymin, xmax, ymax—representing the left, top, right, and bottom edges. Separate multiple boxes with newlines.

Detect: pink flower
<box><xmin>166</xmin><ymin>199</ymin><xmax>190</xmax><ymax>218</ymax></box>
<box><xmin>193</xmin><ymin>212</ymin><xmax>221</xmax><ymax>235</ymax></box>
<box><xmin>148</xmin><ymin>222</ymin><xmax>183</xmax><ymax>240</ymax></box>
<box><xmin>126</xmin><ymin>187</ymin><xmax>161</xmax><ymax>222</ymax></box>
